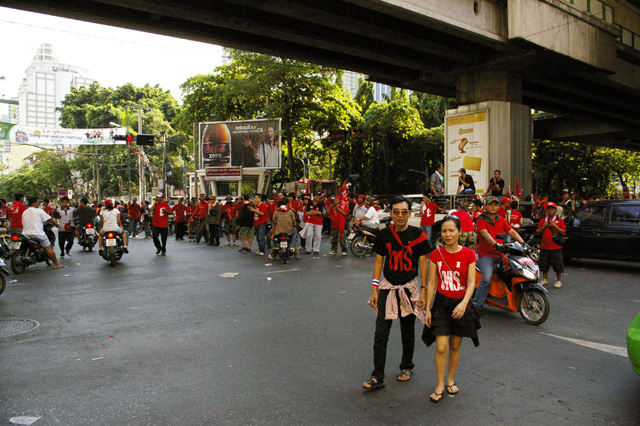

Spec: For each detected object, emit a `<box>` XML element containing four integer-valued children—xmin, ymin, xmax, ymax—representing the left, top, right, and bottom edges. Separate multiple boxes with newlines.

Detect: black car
<box><xmin>521</xmin><ymin>200</ymin><xmax>640</xmax><ymax>263</ymax></box>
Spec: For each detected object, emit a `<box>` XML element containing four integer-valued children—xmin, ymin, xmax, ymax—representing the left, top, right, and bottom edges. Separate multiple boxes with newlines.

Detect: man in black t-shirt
<box><xmin>457</xmin><ymin>168</ymin><xmax>475</xmax><ymax>194</ymax></box>
<box><xmin>362</xmin><ymin>196</ymin><xmax>429</xmax><ymax>390</ymax></box>
<box><xmin>489</xmin><ymin>169</ymin><xmax>505</xmax><ymax>196</ymax></box>
<box><xmin>74</xmin><ymin>197</ymin><xmax>96</xmax><ymax>242</ymax></box>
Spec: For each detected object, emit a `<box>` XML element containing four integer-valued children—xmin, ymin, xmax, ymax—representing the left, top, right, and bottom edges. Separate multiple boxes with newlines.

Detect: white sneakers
<box><xmin>541</xmin><ymin>279</ymin><xmax>548</xmax><ymax>286</ymax></box>
<box><xmin>554</xmin><ymin>280</ymin><xmax>563</xmax><ymax>288</ymax></box>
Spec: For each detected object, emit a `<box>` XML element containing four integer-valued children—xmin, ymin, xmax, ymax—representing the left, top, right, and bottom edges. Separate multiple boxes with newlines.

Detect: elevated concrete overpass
<box><xmin>5</xmin><ymin>0</ymin><xmax>640</xmax><ymax>157</ymax></box>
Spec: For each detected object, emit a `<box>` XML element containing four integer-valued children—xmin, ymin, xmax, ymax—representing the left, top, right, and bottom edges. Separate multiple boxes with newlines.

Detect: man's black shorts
<box><xmin>538</xmin><ymin>248</ymin><xmax>564</xmax><ymax>273</ymax></box>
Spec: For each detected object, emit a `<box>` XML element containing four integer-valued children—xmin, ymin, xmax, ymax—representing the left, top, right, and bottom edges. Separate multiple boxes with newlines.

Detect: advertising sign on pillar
<box><xmin>444</xmin><ymin>111</ymin><xmax>489</xmax><ymax>195</ymax></box>
<box><xmin>58</xmin><ymin>188</ymin><xmax>67</xmax><ymax>197</ymax></box>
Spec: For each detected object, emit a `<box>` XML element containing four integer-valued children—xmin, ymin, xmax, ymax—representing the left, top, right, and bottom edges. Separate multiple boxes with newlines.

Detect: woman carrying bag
<box><xmin>418</xmin><ymin>215</ymin><xmax>480</xmax><ymax>403</ymax></box>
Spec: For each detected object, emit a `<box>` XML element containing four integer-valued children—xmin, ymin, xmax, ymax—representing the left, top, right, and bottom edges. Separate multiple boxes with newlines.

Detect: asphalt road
<box><xmin>1</xmin><ymin>235</ymin><xmax>639</xmax><ymax>426</ymax></box>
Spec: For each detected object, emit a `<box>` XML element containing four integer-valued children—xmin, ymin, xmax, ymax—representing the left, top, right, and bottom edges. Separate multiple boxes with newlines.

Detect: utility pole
<box><xmin>125</xmin><ymin>105</ymin><xmax>152</xmax><ymax>201</ymax></box>
<box><xmin>162</xmin><ymin>133</ymin><xmax>167</xmax><ymax>197</ymax></box>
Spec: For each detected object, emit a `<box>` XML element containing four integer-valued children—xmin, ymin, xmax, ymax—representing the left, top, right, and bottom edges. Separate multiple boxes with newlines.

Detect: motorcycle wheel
<box><xmin>0</xmin><ymin>273</ymin><xmax>5</xmax><ymax>295</ymax></box>
<box><xmin>88</xmin><ymin>245</ymin><xmax>93</xmax><ymax>252</ymax></box>
<box><xmin>350</xmin><ymin>235</ymin><xmax>368</xmax><ymax>257</ymax></box>
<box><xmin>109</xmin><ymin>248</ymin><xmax>116</xmax><ymax>267</ymax></box>
<box><xmin>518</xmin><ymin>289</ymin><xmax>550</xmax><ymax>325</ymax></box>
<box><xmin>10</xmin><ymin>250</ymin><xmax>26</xmax><ymax>274</ymax></box>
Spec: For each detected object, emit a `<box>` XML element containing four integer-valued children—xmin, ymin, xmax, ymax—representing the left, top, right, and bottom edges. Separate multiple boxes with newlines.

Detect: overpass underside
<box><xmin>5</xmin><ymin>0</ymin><xmax>640</xmax><ymax>150</ymax></box>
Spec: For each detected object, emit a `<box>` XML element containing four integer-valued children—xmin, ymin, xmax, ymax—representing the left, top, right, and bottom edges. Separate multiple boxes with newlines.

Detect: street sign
<box><xmin>205</xmin><ymin>167</ymin><xmax>242</xmax><ymax>181</ymax></box>
<box><xmin>58</xmin><ymin>188</ymin><xmax>66</xmax><ymax>197</ymax></box>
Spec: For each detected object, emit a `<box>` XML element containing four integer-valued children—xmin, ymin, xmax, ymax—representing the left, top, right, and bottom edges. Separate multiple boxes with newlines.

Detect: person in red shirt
<box><xmin>418</xmin><ymin>215</ymin><xmax>479</xmax><ymax>403</ymax></box>
<box><xmin>221</xmin><ymin>196</ymin><xmax>238</xmax><ymax>246</ymax></box>
<box><xmin>186</xmin><ymin>198</ymin><xmax>198</xmax><ymax>241</ymax></box>
<box><xmin>303</xmin><ymin>193</ymin><xmax>324</xmax><ymax>255</ymax></box>
<box><xmin>191</xmin><ymin>193</ymin><xmax>210</xmax><ymax>245</ymax></box>
<box><xmin>535</xmin><ymin>202</ymin><xmax>566</xmax><ymax>288</ymax></box>
<box><xmin>497</xmin><ymin>196</ymin><xmax>510</xmax><ymax>219</ymax></box>
<box><xmin>249</xmin><ymin>194</ymin><xmax>269</xmax><ymax>255</ymax></box>
<box><xmin>506</xmin><ymin>200</ymin><xmax>523</xmax><ymax>231</ymax></box>
<box><xmin>419</xmin><ymin>193</ymin><xmax>446</xmax><ymax>247</ymax></box>
<box><xmin>173</xmin><ymin>197</ymin><xmax>188</xmax><ymax>240</ymax></box>
<box><xmin>150</xmin><ymin>192</ymin><xmax>173</xmax><ymax>255</ymax></box>
<box><xmin>43</xmin><ymin>199</ymin><xmax>53</xmax><ymax>217</ymax></box>
<box><xmin>128</xmin><ymin>197</ymin><xmax>141</xmax><ymax>238</ymax></box>
<box><xmin>449</xmin><ymin>201</ymin><xmax>476</xmax><ymax>250</ymax></box>
<box><xmin>471</xmin><ymin>199</ymin><xmax>483</xmax><ymax>220</ymax></box>
<box><xmin>329</xmin><ymin>195</ymin><xmax>350</xmax><ymax>256</ymax></box>
<box><xmin>9</xmin><ymin>193</ymin><xmax>28</xmax><ymax>232</ymax></box>
<box><xmin>472</xmin><ymin>196</ymin><xmax>527</xmax><ymax>308</ymax></box>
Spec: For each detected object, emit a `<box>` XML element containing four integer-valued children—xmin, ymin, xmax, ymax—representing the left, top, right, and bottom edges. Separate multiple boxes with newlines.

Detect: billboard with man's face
<box><xmin>199</xmin><ymin>119</ymin><xmax>282</xmax><ymax>169</ymax></box>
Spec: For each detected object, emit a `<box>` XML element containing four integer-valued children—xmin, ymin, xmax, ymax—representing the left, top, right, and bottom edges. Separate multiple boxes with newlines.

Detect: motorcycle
<box><xmin>78</xmin><ymin>222</ymin><xmax>98</xmax><ymax>251</ymax></box>
<box><xmin>10</xmin><ymin>232</ymin><xmax>54</xmax><ymax>274</ymax></box>
<box><xmin>347</xmin><ymin>216</ymin><xmax>392</xmax><ymax>257</ymax></box>
<box><xmin>0</xmin><ymin>227</ymin><xmax>13</xmax><ymax>259</ymax></box>
<box><xmin>100</xmin><ymin>231</ymin><xmax>124</xmax><ymax>267</ymax></box>
<box><xmin>272</xmin><ymin>233</ymin><xmax>293</xmax><ymax>263</ymax></box>
<box><xmin>0</xmin><ymin>257</ymin><xmax>8</xmax><ymax>296</ymax></box>
<box><xmin>475</xmin><ymin>235</ymin><xmax>550</xmax><ymax>325</ymax></box>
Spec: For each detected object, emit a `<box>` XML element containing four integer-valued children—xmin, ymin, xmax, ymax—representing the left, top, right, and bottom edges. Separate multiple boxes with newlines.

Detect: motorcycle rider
<box><xmin>75</xmin><ymin>198</ymin><xmax>96</xmax><ymax>242</ymax></box>
<box><xmin>472</xmin><ymin>196</ymin><xmax>526</xmax><ymax>309</ymax></box>
<box><xmin>98</xmin><ymin>198</ymin><xmax>129</xmax><ymax>255</ymax></box>
<box><xmin>268</xmin><ymin>198</ymin><xmax>298</xmax><ymax>260</ymax></box>
<box><xmin>21</xmin><ymin>197</ymin><xmax>64</xmax><ymax>269</ymax></box>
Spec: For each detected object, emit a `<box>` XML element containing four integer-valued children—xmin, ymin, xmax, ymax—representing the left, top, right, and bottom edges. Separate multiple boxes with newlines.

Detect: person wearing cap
<box><xmin>221</xmin><ymin>196</ymin><xmax>238</xmax><ymax>246</ymax></box>
<box><xmin>488</xmin><ymin>170</ymin><xmax>505</xmax><ymax>197</ymax></box>
<box><xmin>98</xmin><ymin>198</ymin><xmax>129</xmax><ymax>255</ymax></box>
<box><xmin>497</xmin><ymin>196</ymin><xmax>511</xmax><ymax>219</ymax></box>
<box><xmin>456</xmin><ymin>168</ymin><xmax>475</xmax><ymax>194</ymax></box>
<box><xmin>302</xmin><ymin>193</ymin><xmax>324</xmax><ymax>255</ymax></box>
<box><xmin>173</xmin><ymin>198</ymin><xmax>188</xmax><ymax>241</ymax></box>
<box><xmin>472</xmin><ymin>196</ymin><xmax>527</xmax><ymax>308</ymax></box>
<box><xmin>535</xmin><ymin>202</ymin><xmax>566</xmax><ymax>288</ymax></box>
<box><xmin>354</xmin><ymin>197</ymin><xmax>380</xmax><ymax>229</ymax></box>
<box><xmin>150</xmin><ymin>192</ymin><xmax>173</xmax><ymax>255</ymax></box>
<box><xmin>205</xmin><ymin>195</ymin><xmax>222</xmax><ymax>246</ymax></box>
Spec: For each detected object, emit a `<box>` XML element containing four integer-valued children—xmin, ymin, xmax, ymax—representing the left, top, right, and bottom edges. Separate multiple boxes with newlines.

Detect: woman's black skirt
<box><xmin>422</xmin><ymin>292</ymin><xmax>481</xmax><ymax>347</ymax></box>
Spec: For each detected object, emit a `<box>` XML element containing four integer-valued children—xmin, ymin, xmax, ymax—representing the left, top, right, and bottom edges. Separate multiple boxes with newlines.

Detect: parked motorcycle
<box><xmin>475</xmin><ymin>235</ymin><xmax>550</xmax><ymax>325</ymax></box>
<box><xmin>348</xmin><ymin>216</ymin><xmax>392</xmax><ymax>257</ymax></box>
<box><xmin>78</xmin><ymin>222</ymin><xmax>98</xmax><ymax>251</ymax></box>
<box><xmin>0</xmin><ymin>227</ymin><xmax>13</xmax><ymax>259</ymax></box>
<box><xmin>272</xmin><ymin>233</ymin><xmax>293</xmax><ymax>263</ymax></box>
<box><xmin>100</xmin><ymin>231</ymin><xmax>124</xmax><ymax>267</ymax></box>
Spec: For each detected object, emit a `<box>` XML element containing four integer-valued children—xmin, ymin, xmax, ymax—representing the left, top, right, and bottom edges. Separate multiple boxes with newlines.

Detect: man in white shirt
<box><xmin>21</xmin><ymin>197</ymin><xmax>64</xmax><ymax>269</ymax></box>
<box><xmin>354</xmin><ymin>197</ymin><xmax>380</xmax><ymax>229</ymax></box>
<box><xmin>352</xmin><ymin>195</ymin><xmax>368</xmax><ymax>225</ymax></box>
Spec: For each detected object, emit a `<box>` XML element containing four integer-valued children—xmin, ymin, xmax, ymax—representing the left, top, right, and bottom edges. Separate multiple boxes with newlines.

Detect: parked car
<box><xmin>627</xmin><ymin>312</ymin><xmax>640</xmax><ymax>376</ymax></box>
<box><xmin>377</xmin><ymin>194</ymin><xmax>446</xmax><ymax>229</ymax></box>
<box><xmin>520</xmin><ymin>200</ymin><xmax>640</xmax><ymax>263</ymax></box>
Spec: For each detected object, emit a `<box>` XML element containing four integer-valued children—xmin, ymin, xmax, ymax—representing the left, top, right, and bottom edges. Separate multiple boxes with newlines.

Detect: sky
<box><xmin>0</xmin><ymin>6</ymin><xmax>225</xmax><ymax>103</ymax></box>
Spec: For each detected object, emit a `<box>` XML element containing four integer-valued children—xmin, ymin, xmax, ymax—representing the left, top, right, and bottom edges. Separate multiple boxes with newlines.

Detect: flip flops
<box><xmin>429</xmin><ymin>391</ymin><xmax>443</xmax><ymax>403</ymax></box>
<box><xmin>446</xmin><ymin>383</ymin><xmax>459</xmax><ymax>395</ymax></box>
<box><xmin>397</xmin><ymin>369</ymin><xmax>413</xmax><ymax>382</ymax></box>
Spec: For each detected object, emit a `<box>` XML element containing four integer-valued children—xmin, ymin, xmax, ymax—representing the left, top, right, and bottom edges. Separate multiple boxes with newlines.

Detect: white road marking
<box><xmin>262</xmin><ymin>268</ymin><xmax>302</xmax><ymax>275</ymax></box>
<box><xmin>543</xmin><ymin>333</ymin><xmax>627</xmax><ymax>357</ymax></box>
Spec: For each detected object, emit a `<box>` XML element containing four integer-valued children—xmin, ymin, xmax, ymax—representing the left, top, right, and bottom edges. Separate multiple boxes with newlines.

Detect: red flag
<box><xmin>514</xmin><ymin>178</ymin><xmax>522</xmax><ymax>199</ymax></box>
<box><xmin>304</xmin><ymin>180</ymin><xmax>310</xmax><ymax>195</ymax></box>
<box><xmin>340</xmin><ymin>182</ymin><xmax>349</xmax><ymax>211</ymax></box>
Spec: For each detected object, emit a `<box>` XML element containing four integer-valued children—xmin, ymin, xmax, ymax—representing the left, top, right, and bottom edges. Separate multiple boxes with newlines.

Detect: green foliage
<box><xmin>532</xmin><ymin>139</ymin><xmax>640</xmax><ymax>197</ymax></box>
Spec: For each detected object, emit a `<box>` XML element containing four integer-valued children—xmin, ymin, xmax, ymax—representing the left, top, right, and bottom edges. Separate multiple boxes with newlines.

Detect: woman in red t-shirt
<box><xmin>418</xmin><ymin>215</ymin><xmax>479</xmax><ymax>403</ymax></box>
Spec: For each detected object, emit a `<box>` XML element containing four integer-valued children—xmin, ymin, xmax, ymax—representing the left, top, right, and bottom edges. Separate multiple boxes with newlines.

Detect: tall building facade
<box><xmin>343</xmin><ymin>71</ymin><xmax>401</xmax><ymax>101</ymax></box>
<box><xmin>17</xmin><ymin>43</ymin><xmax>93</xmax><ymax>128</ymax></box>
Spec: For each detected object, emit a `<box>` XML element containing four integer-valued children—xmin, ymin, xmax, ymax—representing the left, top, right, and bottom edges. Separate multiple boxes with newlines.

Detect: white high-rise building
<box><xmin>17</xmin><ymin>42</ymin><xmax>93</xmax><ymax>128</ymax></box>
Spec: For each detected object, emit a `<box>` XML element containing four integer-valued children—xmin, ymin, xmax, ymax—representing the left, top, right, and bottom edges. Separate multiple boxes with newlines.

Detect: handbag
<box><xmin>550</xmin><ymin>227</ymin><xmax>566</xmax><ymax>246</ymax></box>
<box><xmin>64</xmin><ymin>223</ymin><xmax>72</xmax><ymax>231</ymax></box>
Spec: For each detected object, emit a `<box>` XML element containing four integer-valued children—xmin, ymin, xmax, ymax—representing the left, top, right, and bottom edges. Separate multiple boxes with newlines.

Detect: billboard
<box><xmin>4</xmin><ymin>123</ymin><xmax>128</xmax><ymax>145</ymax></box>
<box><xmin>199</xmin><ymin>119</ymin><xmax>281</xmax><ymax>169</ymax></box>
<box><xmin>445</xmin><ymin>111</ymin><xmax>489</xmax><ymax>194</ymax></box>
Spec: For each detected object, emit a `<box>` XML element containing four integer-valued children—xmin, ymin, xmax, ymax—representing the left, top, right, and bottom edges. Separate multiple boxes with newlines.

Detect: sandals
<box><xmin>397</xmin><ymin>369</ymin><xmax>413</xmax><ymax>382</ymax></box>
<box><xmin>362</xmin><ymin>377</ymin><xmax>385</xmax><ymax>390</ymax></box>
<box><xmin>430</xmin><ymin>391</ymin><xmax>444</xmax><ymax>403</ymax></box>
<box><xmin>446</xmin><ymin>383</ymin><xmax>459</xmax><ymax>395</ymax></box>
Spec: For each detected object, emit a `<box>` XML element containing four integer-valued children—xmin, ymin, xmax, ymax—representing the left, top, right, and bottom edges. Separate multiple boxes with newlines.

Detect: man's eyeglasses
<box><xmin>391</xmin><ymin>210</ymin><xmax>410</xmax><ymax>216</ymax></box>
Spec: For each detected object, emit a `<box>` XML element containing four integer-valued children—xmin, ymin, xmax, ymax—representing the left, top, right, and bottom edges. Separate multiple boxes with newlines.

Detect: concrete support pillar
<box><xmin>445</xmin><ymin>101</ymin><xmax>532</xmax><ymax>197</ymax></box>
<box><xmin>456</xmin><ymin>70</ymin><xmax>522</xmax><ymax>105</ymax></box>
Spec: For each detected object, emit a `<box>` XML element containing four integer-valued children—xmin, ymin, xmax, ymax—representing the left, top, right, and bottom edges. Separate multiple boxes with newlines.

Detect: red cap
<box><xmin>500</xmin><ymin>196</ymin><xmax>510</xmax><ymax>204</ymax></box>
<box><xmin>545</xmin><ymin>202</ymin><xmax>557</xmax><ymax>209</ymax></box>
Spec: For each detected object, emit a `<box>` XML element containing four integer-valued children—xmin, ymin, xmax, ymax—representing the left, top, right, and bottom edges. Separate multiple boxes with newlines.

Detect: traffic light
<box><xmin>136</xmin><ymin>134</ymin><xmax>155</xmax><ymax>146</ymax></box>
<box><xmin>113</xmin><ymin>134</ymin><xmax>134</xmax><ymax>143</ymax></box>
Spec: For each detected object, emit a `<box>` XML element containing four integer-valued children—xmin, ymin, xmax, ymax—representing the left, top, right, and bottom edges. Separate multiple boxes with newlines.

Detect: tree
<box><xmin>177</xmin><ymin>49</ymin><xmax>361</xmax><ymax>184</ymax></box>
